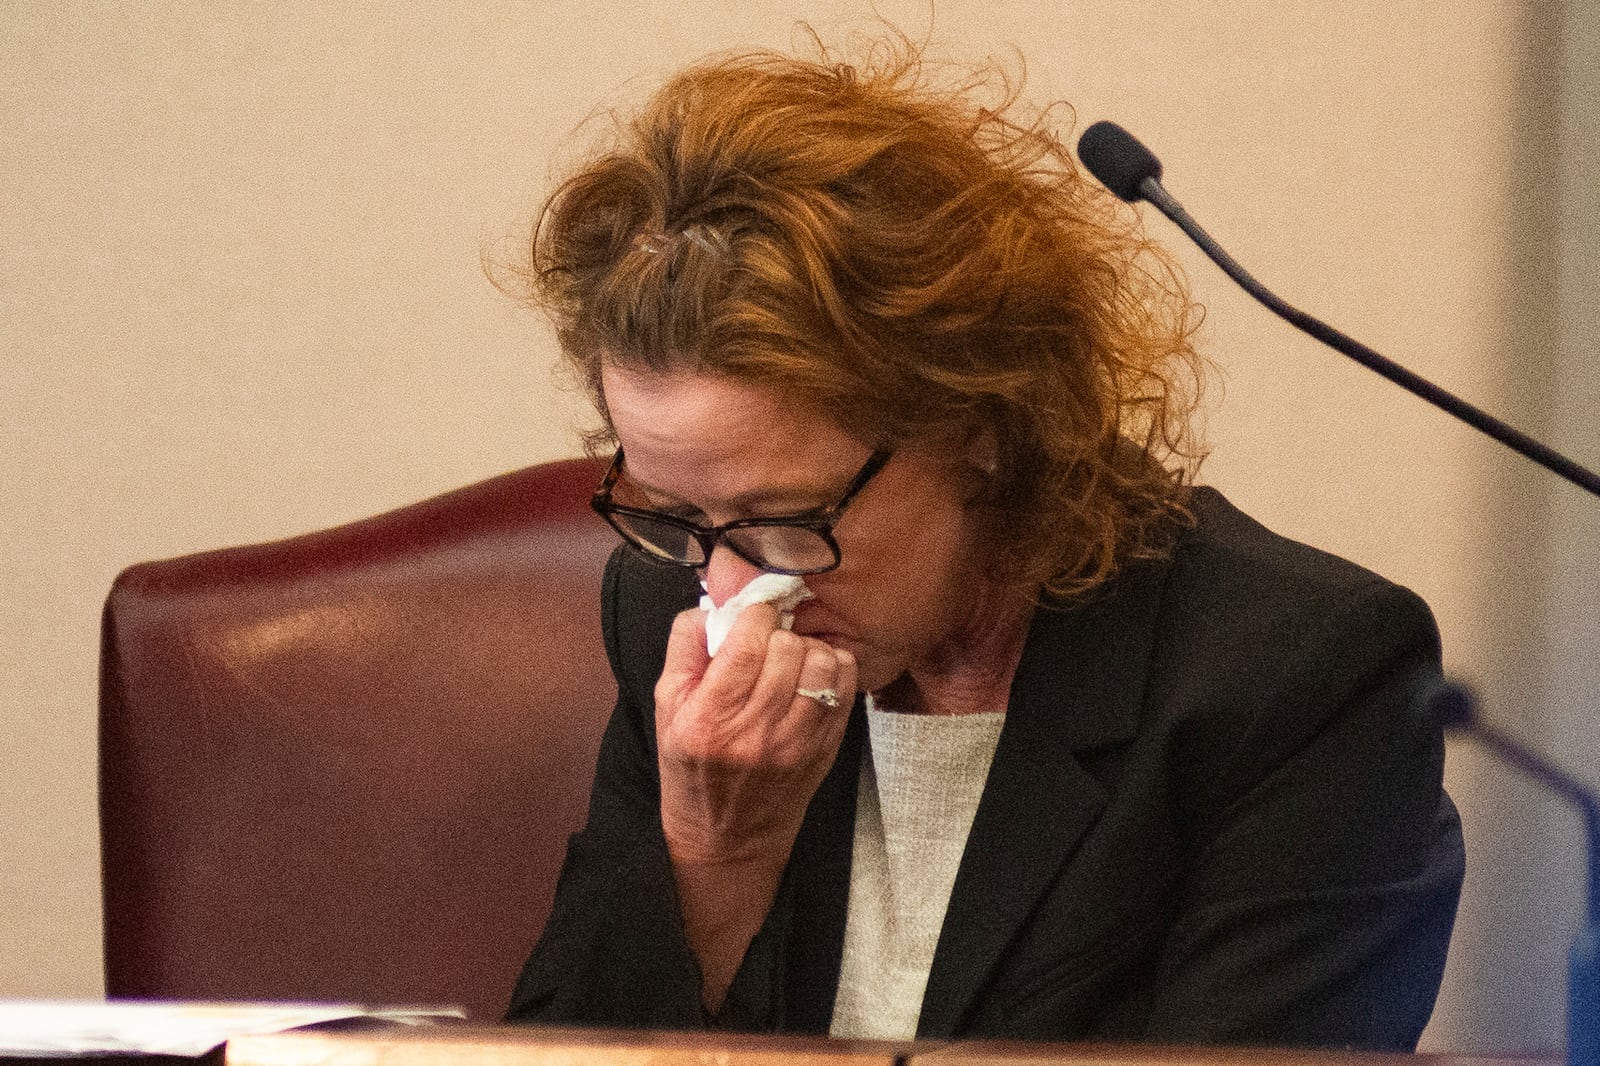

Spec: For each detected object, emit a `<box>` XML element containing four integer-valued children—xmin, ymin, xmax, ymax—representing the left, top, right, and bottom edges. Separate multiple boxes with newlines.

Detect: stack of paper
<box><xmin>0</xmin><ymin>1000</ymin><xmax>463</xmax><ymax>1058</ymax></box>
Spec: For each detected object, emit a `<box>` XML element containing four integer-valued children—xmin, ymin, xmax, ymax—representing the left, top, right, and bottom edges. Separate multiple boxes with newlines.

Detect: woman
<box><xmin>503</xmin><ymin>38</ymin><xmax>1463</xmax><ymax>1049</ymax></box>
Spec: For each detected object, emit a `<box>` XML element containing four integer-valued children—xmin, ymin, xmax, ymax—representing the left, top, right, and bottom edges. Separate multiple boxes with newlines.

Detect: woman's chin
<box><xmin>854</xmin><ymin>663</ymin><xmax>906</xmax><ymax>700</ymax></box>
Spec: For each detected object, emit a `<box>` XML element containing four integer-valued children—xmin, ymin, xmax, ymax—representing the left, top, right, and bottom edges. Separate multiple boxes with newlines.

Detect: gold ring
<box><xmin>795</xmin><ymin>686</ymin><xmax>841</xmax><ymax>709</ymax></box>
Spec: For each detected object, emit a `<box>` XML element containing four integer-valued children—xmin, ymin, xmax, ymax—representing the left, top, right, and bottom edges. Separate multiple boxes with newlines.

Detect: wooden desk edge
<box><xmin>224</xmin><ymin>1024</ymin><xmax>919</xmax><ymax>1066</ymax></box>
<box><xmin>223</xmin><ymin>1026</ymin><xmax>1562</xmax><ymax>1066</ymax></box>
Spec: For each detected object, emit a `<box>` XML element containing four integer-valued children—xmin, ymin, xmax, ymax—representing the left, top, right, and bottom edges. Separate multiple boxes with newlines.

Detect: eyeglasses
<box><xmin>591</xmin><ymin>447</ymin><xmax>892</xmax><ymax>574</ymax></box>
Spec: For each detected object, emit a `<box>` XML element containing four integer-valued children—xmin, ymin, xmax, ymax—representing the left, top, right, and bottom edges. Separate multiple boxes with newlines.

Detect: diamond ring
<box><xmin>795</xmin><ymin>686</ymin><xmax>841</xmax><ymax>709</ymax></box>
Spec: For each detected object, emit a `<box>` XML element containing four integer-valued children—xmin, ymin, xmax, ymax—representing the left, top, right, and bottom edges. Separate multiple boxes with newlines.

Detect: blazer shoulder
<box><xmin>1171</xmin><ymin>486</ymin><xmax>1434</xmax><ymax>631</ymax></box>
<box><xmin>1151</xmin><ymin>487</ymin><xmax>1443</xmax><ymax>804</ymax></box>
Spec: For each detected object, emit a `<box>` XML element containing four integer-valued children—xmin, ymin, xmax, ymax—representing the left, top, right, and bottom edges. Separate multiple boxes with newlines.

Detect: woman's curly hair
<box><xmin>510</xmin><ymin>34</ymin><xmax>1208</xmax><ymax>601</ymax></box>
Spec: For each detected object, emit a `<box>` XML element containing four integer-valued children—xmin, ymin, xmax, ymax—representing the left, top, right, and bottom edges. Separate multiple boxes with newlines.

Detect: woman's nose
<box><xmin>700</xmin><ymin>544</ymin><xmax>765</xmax><ymax>608</ymax></box>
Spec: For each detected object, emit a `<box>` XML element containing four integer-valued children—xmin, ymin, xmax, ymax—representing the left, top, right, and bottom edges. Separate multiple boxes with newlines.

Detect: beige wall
<box><xmin>4</xmin><ymin>1</ymin><xmax>1595</xmax><ymax>1052</ymax></box>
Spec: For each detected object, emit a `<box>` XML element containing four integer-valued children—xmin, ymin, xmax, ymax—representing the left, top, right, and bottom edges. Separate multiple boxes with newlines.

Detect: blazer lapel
<box><xmin>777</xmin><ymin>698</ymin><xmax>866</xmax><ymax>1032</ymax></box>
<box><xmin>916</xmin><ymin>556</ymin><xmax>1169</xmax><ymax>1037</ymax></box>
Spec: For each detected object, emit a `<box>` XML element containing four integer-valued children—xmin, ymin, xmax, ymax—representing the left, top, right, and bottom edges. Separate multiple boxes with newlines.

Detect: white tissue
<box><xmin>700</xmin><ymin>573</ymin><xmax>813</xmax><ymax>656</ymax></box>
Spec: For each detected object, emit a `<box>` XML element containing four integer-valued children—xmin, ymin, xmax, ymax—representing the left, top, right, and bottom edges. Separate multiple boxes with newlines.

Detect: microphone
<box><xmin>1076</xmin><ymin>120</ymin><xmax>1163</xmax><ymax>203</ymax></box>
<box><xmin>1075</xmin><ymin>120</ymin><xmax>1600</xmax><ymax>500</ymax></box>
<box><xmin>1418</xmin><ymin>677</ymin><xmax>1599</xmax><ymax>1066</ymax></box>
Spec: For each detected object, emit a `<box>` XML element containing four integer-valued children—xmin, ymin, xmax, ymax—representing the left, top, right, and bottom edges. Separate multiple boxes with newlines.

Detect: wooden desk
<box><xmin>225</xmin><ymin>1025</ymin><xmax>911</xmax><ymax>1066</ymax></box>
<box><xmin>222</xmin><ymin>1026</ymin><xmax>1561</xmax><ymax>1066</ymax></box>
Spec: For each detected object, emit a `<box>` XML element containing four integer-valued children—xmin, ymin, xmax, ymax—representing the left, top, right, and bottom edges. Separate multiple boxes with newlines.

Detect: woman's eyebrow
<box><xmin>625</xmin><ymin>472</ymin><xmax>831</xmax><ymax>515</ymax></box>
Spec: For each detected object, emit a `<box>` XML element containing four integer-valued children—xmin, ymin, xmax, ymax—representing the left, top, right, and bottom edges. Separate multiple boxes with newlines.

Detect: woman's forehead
<box><xmin>602</xmin><ymin>364</ymin><xmax>836</xmax><ymax>445</ymax></box>
<box><xmin>600</xmin><ymin>363</ymin><xmax>867</xmax><ymax>491</ymax></box>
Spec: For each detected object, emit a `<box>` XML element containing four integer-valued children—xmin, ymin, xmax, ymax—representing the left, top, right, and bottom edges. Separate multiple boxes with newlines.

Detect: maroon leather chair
<box><xmin>98</xmin><ymin>458</ymin><xmax>618</xmax><ymax>1020</ymax></box>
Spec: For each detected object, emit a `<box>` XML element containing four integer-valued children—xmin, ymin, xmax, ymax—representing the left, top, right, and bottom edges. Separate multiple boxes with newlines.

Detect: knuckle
<box><xmin>719</xmin><ymin>634</ymin><xmax>772</xmax><ymax>671</ymax></box>
<box><xmin>767</xmin><ymin>628</ymin><xmax>804</xmax><ymax>657</ymax></box>
<box><xmin>803</xmin><ymin>643</ymin><xmax>837</xmax><ymax>671</ymax></box>
<box><xmin>740</xmin><ymin>601</ymin><xmax>782</xmax><ymax>626</ymax></box>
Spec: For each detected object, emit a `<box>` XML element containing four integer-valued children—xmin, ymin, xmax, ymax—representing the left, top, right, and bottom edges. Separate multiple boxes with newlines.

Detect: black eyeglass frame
<box><xmin>590</xmin><ymin>447</ymin><xmax>892</xmax><ymax>575</ymax></box>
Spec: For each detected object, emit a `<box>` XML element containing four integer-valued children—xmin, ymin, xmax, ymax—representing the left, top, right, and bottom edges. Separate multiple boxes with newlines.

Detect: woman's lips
<box><xmin>797</xmin><ymin>628</ymin><xmax>856</xmax><ymax>654</ymax></box>
<box><xmin>792</xmin><ymin>605</ymin><xmax>854</xmax><ymax>650</ymax></box>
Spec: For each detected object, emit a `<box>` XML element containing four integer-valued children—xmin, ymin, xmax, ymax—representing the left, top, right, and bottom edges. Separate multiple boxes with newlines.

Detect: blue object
<box><xmin>1574</xmin><ymin>914</ymin><xmax>1599</xmax><ymax>1066</ymax></box>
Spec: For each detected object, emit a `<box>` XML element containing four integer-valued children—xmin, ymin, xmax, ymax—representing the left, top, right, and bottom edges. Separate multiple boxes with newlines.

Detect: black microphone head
<box><xmin>1414</xmin><ymin>674</ymin><xmax>1478</xmax><ymax>732</ymax></box>
<box><xmin>1077</xmin><ymin>120</ymin><xmax>1163</xmax><ymax>203</ymax></box>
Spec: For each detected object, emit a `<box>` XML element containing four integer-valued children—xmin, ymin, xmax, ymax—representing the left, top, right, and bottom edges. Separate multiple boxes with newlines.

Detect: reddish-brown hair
<box><xmin>510</xmin><ymin>36</ymin><xmax>1207</xmax><ymax>600</ymax></box>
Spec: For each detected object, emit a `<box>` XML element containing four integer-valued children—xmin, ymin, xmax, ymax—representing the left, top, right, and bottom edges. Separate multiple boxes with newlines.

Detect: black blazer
<box><xmin>508</xmin><ymin>488</ymin><xmax>1465</xmax><ymax>1049</ymax></box>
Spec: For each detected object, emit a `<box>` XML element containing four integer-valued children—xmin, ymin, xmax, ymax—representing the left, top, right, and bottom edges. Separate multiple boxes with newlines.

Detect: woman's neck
<box><xmin>873</xmin><ymin>589</ymin><xmax>1035</xmax><ymax>716</ymax></box>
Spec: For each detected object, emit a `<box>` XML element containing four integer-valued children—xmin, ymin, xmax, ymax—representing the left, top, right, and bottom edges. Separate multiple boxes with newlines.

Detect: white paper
<box><xmin>0</xmin><ymin>1000</ymin><xmax>463</xmax><ymax>1058</ymax></box>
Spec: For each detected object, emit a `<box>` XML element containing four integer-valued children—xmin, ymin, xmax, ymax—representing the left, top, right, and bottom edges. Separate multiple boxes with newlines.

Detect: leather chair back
<box><xmin>99</xmin><ymin>459</ymin><xmax>617</xmax><ymax>1020</ymax></box>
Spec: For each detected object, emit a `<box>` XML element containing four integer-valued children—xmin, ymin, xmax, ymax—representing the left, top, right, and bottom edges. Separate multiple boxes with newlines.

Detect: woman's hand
<box><xmin>652</xmin><ymin>600</ymin><xmax>857</xmax><ymax>1011</ymax></box>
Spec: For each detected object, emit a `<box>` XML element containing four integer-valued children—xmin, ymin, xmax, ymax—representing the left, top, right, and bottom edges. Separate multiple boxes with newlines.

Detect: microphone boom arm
<box><xmin>1133</xmin><ymin>175</ymin><xmax>1600</xmax><ymax>499</ymax></box>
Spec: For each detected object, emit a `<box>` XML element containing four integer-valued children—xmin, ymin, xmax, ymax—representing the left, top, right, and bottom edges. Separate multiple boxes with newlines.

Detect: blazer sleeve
<box><xmin>504</xmin><ymin>547</ymin><xmax>707</xmax><ymax>1028</ymax></box>
<box><xmin>1142</xmin><ymin>575</ymin><xmax>1464</xmax><ymax>1050</ymax></box>
<box><xmin>504</xmin><ymin>547</ymin><xmax>791</xmax><ymax>1029</ymax></box>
